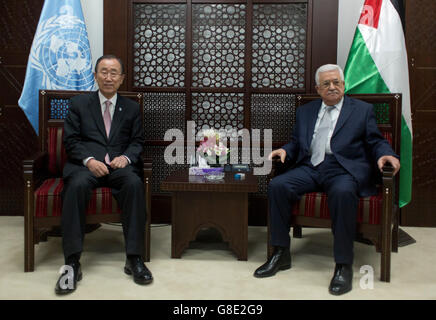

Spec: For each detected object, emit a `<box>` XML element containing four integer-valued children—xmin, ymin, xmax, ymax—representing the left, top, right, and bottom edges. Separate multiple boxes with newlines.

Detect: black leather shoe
<box><xmin>254</xmin><ymin>247</ymin><xmax>291</xmax><ymax>278</ymax></box>
<box><xmin>329</xmin><ymin>264</ymin><xmax>353</xmax><ymax>295</ymax></box>
<box><xmin>124</xmin><ymin>256</ymin><xmax>153</xmax><ymax>285</ymax></box>
<box><xmin>55</xmin><ymin>261</ymin><xmax>82</xmax><ymax>295</ymax></box>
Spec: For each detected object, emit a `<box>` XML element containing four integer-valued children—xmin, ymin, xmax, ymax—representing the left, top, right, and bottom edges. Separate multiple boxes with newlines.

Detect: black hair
<box><xmin>94</xmin><ymin>54</ymin><xmax>125</xmax><ymax>74</ymax></box>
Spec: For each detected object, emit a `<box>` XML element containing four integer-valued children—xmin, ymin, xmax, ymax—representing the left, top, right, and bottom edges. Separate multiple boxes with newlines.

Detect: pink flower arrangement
<box><xmin>197</xmin><ymin>129</ymin><xmax>229</xmax><ymax>164</ymax></box>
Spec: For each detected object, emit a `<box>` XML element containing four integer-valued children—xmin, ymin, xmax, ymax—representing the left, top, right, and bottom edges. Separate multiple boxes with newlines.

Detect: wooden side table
<box><xmin>161</xmin><ymin>170</ymin><xmax>258</xmax><ymax>260</ymax></box>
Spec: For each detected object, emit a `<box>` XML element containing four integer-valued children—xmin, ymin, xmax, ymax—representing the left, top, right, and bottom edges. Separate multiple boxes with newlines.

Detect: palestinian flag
<box><xmin>344</xmin><ymin>0</ymin><xmax>412</xmax><ymax>208</ymax></box>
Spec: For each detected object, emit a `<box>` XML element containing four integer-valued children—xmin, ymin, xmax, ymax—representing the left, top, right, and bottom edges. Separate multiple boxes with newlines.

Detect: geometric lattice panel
<box><xmin>252</xmin><ymin>4</ymin><xmax>307</xmax><ymax>89</ymax></box>
<box><xmin>251</xmin><ymin>94</ymin><xmax>296</xmax><ymax>143</ymax></box>
<box><xmin>249</xmin><ymin>147</ymin><xmax>272</xmax><ymax>196</ymax></box>
<box><xmin>49</xmin><ymin>98</ymin><xmax>70</xmax><ymax>120</ymax></box>
<box><xmin>191</xmin><ymin>92</ymin><xmax>245</xmax><ymax>133</ymax></box>
<box><xmin>192</xmin><ymin>4</ymin><xmax>246</xmax><ymax>88</ymax></box>
<box><xmin>143</xmin><ymin>92</ymin><xmax>186</xmax><ymax>141</ymax></box>
<box><xmin>133</xmin><ymin>4</ymin><xmax>186</xmax><ymax>87</ymax></box>
<box><xmin>257</xmin><ymin>171</ymin><xmax>270</xmax><ymax>195</ymax></box>
<box><xmin>373</xmin><ymin>103</ymin><xmax>390</xmax><ymax>124</ymax></box>
<box><xmin>143</xmin><ymin>146</ymin><xmax>189</xmax><ymax>193</ymax></box>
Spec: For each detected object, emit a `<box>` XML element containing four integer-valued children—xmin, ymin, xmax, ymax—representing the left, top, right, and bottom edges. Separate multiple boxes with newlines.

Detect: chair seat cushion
<box><xmin>292</xmin><ymin>191</ymin><xmax>383</xmax><ymax>225</ymax></box>
<box><xmin>34</xmin><ymin>178</ymin><xmax>121</xmax><ymax>218</ymax></box>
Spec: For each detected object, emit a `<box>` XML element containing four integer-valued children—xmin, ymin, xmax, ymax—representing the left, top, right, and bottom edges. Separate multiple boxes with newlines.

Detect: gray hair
<box><xmin>315</xmin><ymin>64</ymin><xmax>344</xmax><ymax>85</ymax></box>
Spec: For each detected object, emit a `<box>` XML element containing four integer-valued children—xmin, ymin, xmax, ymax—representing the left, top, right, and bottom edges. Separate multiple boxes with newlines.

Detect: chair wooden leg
<box><xmin>380</xmin><ymin>218</ymin><xmax>392</xmax><ymax>282</ymax></box>
<box><xmin>267</xmin><ymin>203</ymin><xmax>273</xmax><ymax>258</ymax></box>
<box><xmin>391</xmin><ymin>208</ymin><xmax>399</xmax><ymax>253</ymax></box>
<box><xmin>143</xmin><ymin>167</ymin><xmax>151</xmax><ymax>262</ymax></box>
<box><xmin>380</xmin><ymin>188</ymin><xmax>393</xmax><ymax>282</ymax></box>
<box><xmin>293</xmin><ymin>226</ymin><xmax>302</xmax><ymax>238</ymax></box>
<box><xmin>380</xmin><ymin>245</ymin><xmax>391</xmax><ymax>282</ymax></box>
<box><xmin>24</xmin><ymin>213</ymin><xmax>35</xmax><ymax>272</ymax></box>
<box><xmin>24</xmin><ymin>182</ymin><xmax>35</xmax><ymax>272</ymax></box>
<box><xmin>267</xmin><ymin>222</ymin><xmax>273</xmax><ymax>258</ymax></box>
<box><xmin>144</xmin><ymin>219</ymin><xmax>150</xmax><ymax>262</ymax></box>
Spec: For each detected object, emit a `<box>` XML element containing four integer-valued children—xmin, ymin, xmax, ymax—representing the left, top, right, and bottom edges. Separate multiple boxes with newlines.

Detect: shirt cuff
<box><xmin>83</xmin><ymin>157</ymin><xmax>94</xmax><ymax>166</ymax></box>
<box><xmin>122</xmin><ymin>155</ymin><xmax>131</xmax><ymax>164</ymax></box>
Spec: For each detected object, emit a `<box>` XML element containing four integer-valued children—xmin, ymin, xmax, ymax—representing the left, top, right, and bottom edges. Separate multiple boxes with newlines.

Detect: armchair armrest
<box><xmin>23</xmin><ymin>151</ymin><xmax>49</xmax><ymax>261</ymax></box>
<box><xmin>23</xmin><ymin>151</ymin><xmax>49</xmax><ymax>190</ymax></box>
<box><xmin>381</xmin><ymin>163</ymin><xmax>395</xmax><ymax>189</ymax></box>
<box><xmin>381</xmin><ymin>163</ymin><xmax>395</xmax><ymax>175</ymax></box>
<box><xmin>142</xmin><ymin>155</ymin><xmax>152</xmax><ymax>179</ymax></box>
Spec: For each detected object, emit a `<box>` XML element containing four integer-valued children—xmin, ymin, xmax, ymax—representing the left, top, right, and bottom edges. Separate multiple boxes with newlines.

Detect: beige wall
<box><xmin>337</xmin><ymin>0</ymin><xmax>365</xmax><ymax>69</ymax></box>
<box><xmin>81</xmin><ymin>0</ymin><xmax>103</xmax><ymax>68</ymax></box>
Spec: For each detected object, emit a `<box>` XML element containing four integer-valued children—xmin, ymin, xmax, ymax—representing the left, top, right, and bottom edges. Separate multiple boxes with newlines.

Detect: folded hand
<box><xmin>110</xmin><ymin>156</ymin><xmax>129</xmax><ymax>169</ymax></box>
<box><xmin>86</xmin><ymin>159</ymin><xmax>109</xmax><ymax>177</ymax></box>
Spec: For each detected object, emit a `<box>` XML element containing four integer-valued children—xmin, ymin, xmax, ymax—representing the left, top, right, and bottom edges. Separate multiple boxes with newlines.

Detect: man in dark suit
<box><xmin>55</xmin><ymin>55</ymin><xmax>152</xmax><ymax>295</ymax></box>
<box><xmin>253</xmin><ymin>64</ymin><xmax>400</xmax><ymax>295</ymax></box>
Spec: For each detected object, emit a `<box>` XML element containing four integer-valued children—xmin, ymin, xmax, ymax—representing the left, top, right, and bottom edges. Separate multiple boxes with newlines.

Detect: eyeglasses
<box><xmin>319</xmin><ymin>80</ymin><xmax>343</xmax><ymax>89</ymax></box>
<box><xmin>98</xmin><ymin>71</ymin><xmax>122</xmax><ymax>79</ymax></box>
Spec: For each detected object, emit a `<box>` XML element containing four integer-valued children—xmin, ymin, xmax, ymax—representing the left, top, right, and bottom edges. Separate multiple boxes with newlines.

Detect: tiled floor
<box><xmin>1</xmin><ymin>216</ymin><xmax>435</xmax><ymax>300</ymax></box>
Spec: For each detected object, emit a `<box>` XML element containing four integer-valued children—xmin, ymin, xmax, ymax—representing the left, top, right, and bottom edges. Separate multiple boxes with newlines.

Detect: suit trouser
<box><xmin>268</xmin><ymin>155</ymin><xmax>359</xmax><ymax>264</ymax></box>
<box><xmin>61</xmin><ymin>165</ymin><xmax>146</xmax><ymax>261</ymax></box>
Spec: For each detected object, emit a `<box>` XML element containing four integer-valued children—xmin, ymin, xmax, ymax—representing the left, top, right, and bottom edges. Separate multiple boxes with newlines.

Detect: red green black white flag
<box><xmin>345</xmin><ymin>0</ymin><xmax>412</xmax><ymax>208</ymax></box>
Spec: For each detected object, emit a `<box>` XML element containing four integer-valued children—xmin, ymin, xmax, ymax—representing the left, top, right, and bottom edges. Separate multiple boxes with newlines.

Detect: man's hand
<box><xmin>268</xmin><ymin>148</ymin><xmax>287</xmax><ymax>163</ymax></box>
<box><xmin>377</xmin><ymin>155</ymin><xmax>400</xmax><ymax>175</ymax></box>
<box><xmin>86</xmin><ymin>159</ymin><xmax>109</xmax><ymax>177</ymax></box>
<box><xmin>110</xmin><ymin>156</ymin><xmax>129</xmax><ymax>169</ymax></box>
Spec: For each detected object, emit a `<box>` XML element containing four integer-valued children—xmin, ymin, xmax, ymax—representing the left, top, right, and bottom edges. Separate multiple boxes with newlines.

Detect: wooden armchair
<box><xmin>23</xmin><ymin>90</ymin><xmax>152</xmax><ymax>272</ymax></box>
<box><xmin>268</xmin><ymin>93</ymin><xmax>401</xmax><ymax>282</ymax></box>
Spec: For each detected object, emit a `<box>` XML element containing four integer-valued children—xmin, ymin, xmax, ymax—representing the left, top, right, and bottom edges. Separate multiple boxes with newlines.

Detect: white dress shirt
<box><xmin>310</xmin><ymin>97</ymin><xmax>344</xmax><ymax>155</ymax></box>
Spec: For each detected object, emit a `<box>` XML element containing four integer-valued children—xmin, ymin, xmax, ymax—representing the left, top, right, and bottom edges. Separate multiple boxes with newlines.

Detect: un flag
<box><xmin>18</xmin><ymin>0</ymin><xmax>95</xmax><ymax>134</ymax></box>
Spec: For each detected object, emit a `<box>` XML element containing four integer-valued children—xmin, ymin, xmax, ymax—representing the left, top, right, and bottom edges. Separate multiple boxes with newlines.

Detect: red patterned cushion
<box><xmin>382</xmin><ymin>131</ymin><xmax>392</xmax><ymax>146</ymax></box>
<box><xmin>292</xmin><ymin>191</ymin><xmax>383</xmax><ymax>225</ymax></box>
<box><xmin>47</xmin><ymin>127</ymin><xmax>67</xmax><ymax>176</ymax></box>
<box><xmin>34</xmin><ymin>178</ymin><xmax>121</xmax><ymax>218</ymax></box>
<box><xmin>289</xmin><ymin>132</ymin><xmax>390</xmax><ymax>226</ymax></box>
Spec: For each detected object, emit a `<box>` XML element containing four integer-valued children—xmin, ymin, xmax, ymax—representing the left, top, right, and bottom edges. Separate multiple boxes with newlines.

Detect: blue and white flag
<box><xmin>19</xmin><ymin>0</ymin><xmax>95</xmax><ymax>133</ymax></box>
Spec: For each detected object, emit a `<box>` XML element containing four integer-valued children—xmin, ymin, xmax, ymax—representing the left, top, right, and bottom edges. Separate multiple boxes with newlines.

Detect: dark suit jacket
<box><xmin>63</xmin><ymin>91</ymin><xmax>143</xmax><ymax>177</ymax></box>
<box><xmin>282</xmin><ymin>95</ymin><xmax>398</xmax><ymax>197</ymax></box>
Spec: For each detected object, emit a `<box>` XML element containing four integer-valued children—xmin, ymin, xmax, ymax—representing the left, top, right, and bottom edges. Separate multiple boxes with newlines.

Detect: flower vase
<box><xmin>205</xmin><ymin>154</ymin><xmax>228</xmax><ymax>167</ymax></box>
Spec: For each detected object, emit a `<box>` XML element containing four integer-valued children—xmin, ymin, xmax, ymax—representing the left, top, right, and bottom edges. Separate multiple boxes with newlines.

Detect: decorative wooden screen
<box><xmin>128</xmin><ymin>0</ymin><xmax>315</xmax><ymax>195</ymax></box>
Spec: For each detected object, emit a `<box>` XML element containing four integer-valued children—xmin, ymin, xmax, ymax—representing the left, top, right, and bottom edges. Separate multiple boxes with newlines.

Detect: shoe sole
<box><xmin>124</xmin><ymin>267</ymin><xmax>153</xmax><ymax>285</ymax></box>
<box><xmin>329</xmin><ymin>285</ymin><xmax>352</xmax><ymax>296</ymax></box>
<box><xmin>254</xmin><ymin>264</ymin><xmax>291</xmax><ymax>278</ymax></box>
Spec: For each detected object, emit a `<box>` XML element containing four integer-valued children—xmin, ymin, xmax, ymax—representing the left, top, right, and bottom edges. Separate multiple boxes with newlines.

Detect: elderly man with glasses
<box><xmin>254</xmin><ymin>64</ymin><xmax>400</xmax><ymax>295</ymax></box>
<box><xmin>55</xmin><ymin>55</ymin><xmax>152</xmax><ymax>294</ymax></box>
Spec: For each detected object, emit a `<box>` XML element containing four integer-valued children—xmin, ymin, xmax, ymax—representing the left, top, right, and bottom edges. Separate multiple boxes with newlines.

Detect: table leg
<box><xmin>171</xmin><ymin>191</ymin><xmax>248</xmax><ymax>260</ymax></box>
